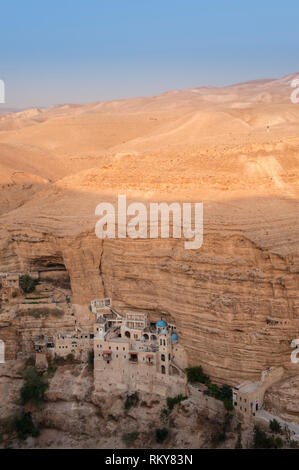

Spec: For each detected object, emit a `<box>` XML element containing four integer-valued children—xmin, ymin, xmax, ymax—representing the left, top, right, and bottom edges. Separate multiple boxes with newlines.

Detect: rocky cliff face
<box><xmin>0</xmin><ymin>361</ymin><xmax>233</xmax><ymax>449</ymax></box>
<box><xmin>264</xmin><ymin>376</ymin><xmax>299</xmax><ymax>425</ymax></box>
<box><xmin>1</xmin><ymin>226</ymin><xmax>298</xmax><ymax>385</ymax></box>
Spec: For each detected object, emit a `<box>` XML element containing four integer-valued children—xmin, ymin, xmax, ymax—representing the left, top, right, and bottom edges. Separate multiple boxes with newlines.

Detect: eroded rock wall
<box><xmin>1</xmin><ymin>229</ymin><xmax>298</xmax><ymax>385</ymax></box>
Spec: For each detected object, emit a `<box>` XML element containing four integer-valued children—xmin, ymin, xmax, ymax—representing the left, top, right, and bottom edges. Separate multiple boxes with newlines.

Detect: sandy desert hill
<box><xmin>0</xmin><ymin>73</ymin><xmax>299</xmax><ymax>387</ymax></box>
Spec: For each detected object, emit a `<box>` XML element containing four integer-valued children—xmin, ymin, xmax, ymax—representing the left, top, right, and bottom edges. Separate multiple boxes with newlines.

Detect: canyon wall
<box><xmin>1</xmin><ymin>227</ymin><xmax>298</xmax><ymax>386</ymax></box>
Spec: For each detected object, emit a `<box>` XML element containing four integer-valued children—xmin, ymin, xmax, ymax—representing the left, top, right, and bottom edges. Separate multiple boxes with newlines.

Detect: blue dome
<box><xmin>171</xmin><ymin>333</ymin><xmax>178</xmax><ymax>342</ymax></box>
<box><xmin>161</xmin><ymin>328</ymin><xmax>168</xmax><ymax>334</ymax></box>
<box><xmin>156</xmin><ymin>319</ymin><xmax>167</xmax><ymax>327</ymax></box>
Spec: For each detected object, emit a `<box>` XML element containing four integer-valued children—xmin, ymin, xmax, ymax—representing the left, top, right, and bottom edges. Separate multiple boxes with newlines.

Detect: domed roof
<box><xmin>156</xmin><ymin>319</ymin><xmax>167</xmax><ymax>327</ymax></box>
<box><xmin>161</xmin><ymin>328</ymin><xmax>168</xmax><ymax>334</ymax></box>
<box><xmin>171</xmin><ymin>333</ymin><xmax>178</xmax><ymax>341</ymax></box>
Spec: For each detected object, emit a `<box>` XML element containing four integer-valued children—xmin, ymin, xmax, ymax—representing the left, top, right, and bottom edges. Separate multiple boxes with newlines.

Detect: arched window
<box><xmin>161</xmin><ymin>365</ymin><xmax>165</xmax><ymax>374</ymax></box>
<box><xmin>125</xmin><ymin>331</ymin><xmax>131</xmax><ymax>338</ymax></box>
<box><xmin>0</xmin><ymin>340</ymin><xmax>5</xmax><ymax>363</ymax></box>
<box><xmin>161</xmin><ymin>354</ymin><xmax>165</xmax><ymax>362</ymax></box>
<box><xmin>143</xmin><ymin>334</ymin><xmax>149</xmax><ymax>341</ymax></box>
<box><xmin>151</xmin><ymin>334</ymin><xmax>157</xmax><ymax>341</ymax></box>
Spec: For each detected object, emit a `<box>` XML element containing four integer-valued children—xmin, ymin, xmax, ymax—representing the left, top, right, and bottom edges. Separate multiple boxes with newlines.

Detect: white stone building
<box><xmin>93</xmin><ymin>310</ymin><xmax>188</xmax><ymax>398</ymax></box>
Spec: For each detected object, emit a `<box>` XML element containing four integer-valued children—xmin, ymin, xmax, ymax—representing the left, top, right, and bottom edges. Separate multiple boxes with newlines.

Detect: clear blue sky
<box><xmin>1</xmin><ymin>0</ymin><xmax>298</xmax><ymax>108</ymax></box>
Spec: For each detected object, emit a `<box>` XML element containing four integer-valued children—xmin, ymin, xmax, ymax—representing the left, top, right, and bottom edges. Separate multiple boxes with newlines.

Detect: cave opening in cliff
<box><xmin>29</xmin><ymin>257</ymin><xmax>71</xmax><ymax>290</ymax></box>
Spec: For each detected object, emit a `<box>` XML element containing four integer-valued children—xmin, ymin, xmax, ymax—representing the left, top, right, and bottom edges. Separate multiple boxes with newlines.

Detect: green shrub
<box><xmin>185</xmin><ymin>366</ymin><xmax>210</xmax><ymax>384</ymax></box>
<box><xmin>205</xmin><ymin>383</ymin><xmax>233</xmax><ymax>409</ymax></box>
<box><xmin>212</xmin><ymin>430</ymin><xmax>226</xmax><ymax>444</ymax></box>
<box><xmin>122</xmin><ymin>431</ymin><xmax>139</xmax><ymax>447</ymax></box>
<box><xmin>253</xmin><ymin>425</ymin><xmax>282</xmax><ymax>449</ymax></box>
<box><xmin>290</xmin><ymin>439</ymin><xmax>298</xmax><ymax>448</ymax></box>
<box><xmin>269</xmin><ymin>419</ymin><xmax>282</xmax><ymax>434</ymax></box>
<box><xmin>155</xmin><ymin>428</ymin><xmax>168</xmax><ymax>443</ymax></box>
<box><xmin>166</xmin><ymin>394</ymin><xmax>187</xmax><ymax>410</ymax></box>
<box><xmin>14</xmin><ymin>412</ymin><xmax>40</xmax><ymax>440</ymax></box>
<box><xmin>161</xmin><ymin>408</ymin><xmax>169</xmax><ymax>418</ymax></box>
<box><xmin>20</xmin><ymin>275</ymin><xmax>39</xmax><ymax>294</ymax></box>
<box><xmin>275</xmin><ymin>436</ymin><xmax>284</xmax><ymax>449</ymax></box>
<box><xmin>223</xmin><ymin>397</ymin><xmax>233</xmax><ymax>411</ymax></box>
<box><xmin>124</xmin><ymin>393</ymin><xmax>139</xmax><ymax>410</ymax></box>
<box><xmin>19</xmin><ymin>367</ymin><xmax>48</xmax><ymax>406</ymax></box>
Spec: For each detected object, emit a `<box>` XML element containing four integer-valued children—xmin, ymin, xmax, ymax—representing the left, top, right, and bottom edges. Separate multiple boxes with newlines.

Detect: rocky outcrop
<box><xmin>264</xmin><ymin>376</ymin><xmax>299</xmax><ymax>425</ymax></box>
<box><xmin>0</xmin><ymin>362</ymin><xmax>232</xmax><ymax>449</ymax></box>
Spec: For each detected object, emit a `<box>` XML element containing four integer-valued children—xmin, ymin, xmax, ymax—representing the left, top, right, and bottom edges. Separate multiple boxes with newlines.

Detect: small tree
<box><xmin>155</xmin><ymin>428</ymin><xmax>168</xmax><ymax>443</ymax></box>
<box><xmin>19</xmin><ymin>367</ymin><xmax>48</xmax><ymax>406</ymax></box>
<box><xmin>253</xmin><ymin>425</ymin><xmax>279</xmax><ymax>449</ymax></box>
<box><xmin>185</xmin><ymin>366</ymin><xmax>210</xmax><ymax>384</ymax></box>
<box><xmin>20</xmin><ymin>275</ymin><xmax>39</xmax><ymax>294</ymax></box>
<box><xmin>124</xmin><ymin>393</ymin><xmax>139</xmax><ymax>410</ymax></box>
<box><xmin>14</xmin><ymin>412</ymin><xmax>40</xmax><ymax>440</ymax></box>
<box><xmin>269</xmin><ymin>419</ymin><xmax>282</xmax><ymax>434</ymax></box>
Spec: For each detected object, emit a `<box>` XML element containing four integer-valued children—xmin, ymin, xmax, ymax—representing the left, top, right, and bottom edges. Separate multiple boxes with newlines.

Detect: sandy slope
<box><xmin>0</xmin><ymin>73</ymin><xmax>298</xmax><ymax>241</ymax></box>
